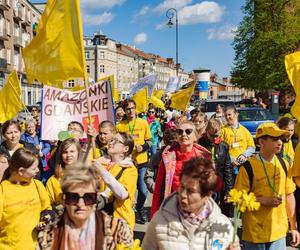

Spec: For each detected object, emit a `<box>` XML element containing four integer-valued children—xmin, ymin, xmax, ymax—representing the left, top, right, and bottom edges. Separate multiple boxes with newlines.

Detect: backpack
<box><xmin>241</xmin><ymin>156</ymin><xmax>287</xmax><ymax>191</ymax></box>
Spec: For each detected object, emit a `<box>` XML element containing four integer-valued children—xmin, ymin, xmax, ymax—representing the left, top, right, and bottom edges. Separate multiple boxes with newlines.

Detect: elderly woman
<box><xmin>36</xmin><ymin>163</ymin><xmax>133</xmax><ymax>250</ymax></box>
<box><xmin>143</xmin><ymin>157</ymin><xmax>239</xmax><ymax>250</ymax></box>
<box><xmin>151</xmin><ymin>121</ymin><xmax>211</xmax><ymax>217</ymax></box>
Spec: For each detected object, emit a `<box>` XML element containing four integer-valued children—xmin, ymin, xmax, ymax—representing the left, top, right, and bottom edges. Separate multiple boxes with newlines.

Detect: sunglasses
<box><xmin>126</xmin><ymin>107</ymin><xmax>135</xmax><ymax>111</ymax></box>
<box><xmin>148</xmin><ymin>111</ymin><xmax>155</xmax><ymax>114</ymax></box>
<box><xmin>109</xmin><ymin>138</ymin><xmax>125</xmax><ymax>145</ymax></box>
<box><xmin>267</xmin><ymin>135</ymin><xmax>288</xmax><ymax>142</ymax></box>
<box><xmin>177</xmin><ymin>128</ymin><xmax>194</xmax><ymax>136</ymax></box>
<box><xmin>64</xmin><ymin>192</ymin><xmax>97</xmax><ymax>206</ymax></box>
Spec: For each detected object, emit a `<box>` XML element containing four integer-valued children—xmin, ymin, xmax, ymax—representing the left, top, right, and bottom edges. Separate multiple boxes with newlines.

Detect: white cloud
<box><xmin>153</xmin><ymin>0</ymin><xmax>193</xmax><ymax>14</ymax></box>
<box><xmin>137</xmin><ymin>5</ymin><xmax>151</xmax><ymax>16</ymax></box>
<box><xmin>134</xmin><ymin>33</ymin><xmax>147</xmax><ymax>44</ymax></box>
<box><xmin>207</xmin><ymin>25</ymin><xmax>237</xmax><ymax>40</ymax></box>
<box><xmin>81</xmin><ymin>0</ymin><xmax>125</xmax><ymax>10</ymax></box>
<box><xmin>82</xmin><ymin>12</ymin><xmax>114</xmax><ymax>26</ymax></box>
<box><xmin>178</xmin><ymin>1</ymin><xmax>224</xmax><ymax>25</ymax></box>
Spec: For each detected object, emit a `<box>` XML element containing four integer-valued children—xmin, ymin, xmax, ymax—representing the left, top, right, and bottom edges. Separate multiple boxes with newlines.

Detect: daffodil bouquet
<box><xmin>228</xmin><ymin>189</ymin><xmax>260</xmax><ymax>243</ymax></box>
<box><xmin>116</xmin><ymin>239</ymin><xmax>142</xmax><ymax>250</ymax></box>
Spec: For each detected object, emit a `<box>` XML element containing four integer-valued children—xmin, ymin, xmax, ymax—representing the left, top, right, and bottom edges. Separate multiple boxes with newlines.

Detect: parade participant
<box><xmin>67</xmin><ymin>121</ymin><xmax>85</xmax><ymax>140</ymax></box>
<box><xmin>151</xmin><ymin>121</ymin><xmax>211</xmax><ymax>217</ymax></box>
<box><xmin>221</xmin><ymin>106</ymin><xmax>255</xmax><ymax>174</ymax></box>
<box><xmin>46</xmin><ymin>138</ymin><xmax>81</xmax><ymax>206</ymax></box>
<box><xmin>94</xmin><ymin>132</ymin><xmax>137</xmax><ymax>230</ymax></box>
<box><xmin>36</xmin><ymin>164</ymin><xmax>133</xmax><ymax>250</ymax></box>
<box><xmin>277</xmin><ymin>117</ymin><xmax>295</xmax><ymax>165</ymax></box>
<box><xmin>117</xmin><ymin>99</ymin><xmax>152</xmax><ymax>224</ymax></box>
<box><xmin>235</xmin><ymin>123</ymin><xmax>300</xmax><ymax>249</ymax></box>
<box><xmin>20</xmin><ymin>119</ymin><xmax>51</xmax><ymax>183</ymax></box>
<box><xmin>192</xmin><ymin>112</ymin><xmax>208</xmax><ymax>140</ymax></box>
<box><xmin>0</xmin><ymin>149</ymin><xmax>9</xmax><ymax>181</ymax></box>
<box><xmin>198</xmin><ymin>118</ymin><xmax>233</xmax><ymax>216</ymax></box>
<box><xmin>95</xmin><ymin>121</ymin><xmax>116</xmax><ymax>158</ymax></box>
<box><xmin>144</xmin><ymin>128</ymin><xmax>177</xmax><ymax>193</ymax></box>
<box><xmin>212</xmin><ymin>104</ymin><xmax>226</xmax><ymax>124</ymax></box>
<box><xmin>144</xmin><ymin>107</ymin><xmax>162</xmax><ymax>155</ymax></box>
<box><xmin>115</xmin><ymin>105</ymin><xmax>125</xmax><ymax>123</ymax></box>
<box><xmin>0</xmin><ymin>119</ymin><xmax>38</xmax><ymax>157</ymax></box>
<box><xmin>0</xmin><ymin>148</ymin><xmax>51</xmax><ymax>250</ymax></box>
<box><xmin>143</xmin><ymin>157</ymin><xmax>239</xmax><ymax>250</ymax></box>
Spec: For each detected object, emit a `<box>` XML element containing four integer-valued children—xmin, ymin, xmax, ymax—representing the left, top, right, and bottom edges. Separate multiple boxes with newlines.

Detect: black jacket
<box><xmin>198</xmin><ymin>136</ymin><xmax>233</xmax><ymax>195</ymax></box>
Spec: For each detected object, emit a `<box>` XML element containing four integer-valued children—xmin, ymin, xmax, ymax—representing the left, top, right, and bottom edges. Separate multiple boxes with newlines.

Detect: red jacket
<box><xmin>151</xmin><ymin>143</ymin><xmax>211</xmax><ymax>218</ymax></box>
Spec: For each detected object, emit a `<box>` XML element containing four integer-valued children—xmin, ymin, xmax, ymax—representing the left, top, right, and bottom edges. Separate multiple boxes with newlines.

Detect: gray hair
<box><xmin>61</xmin><ymin>162</ymin><xmax>101</xmax><ymax>193</ymax></box>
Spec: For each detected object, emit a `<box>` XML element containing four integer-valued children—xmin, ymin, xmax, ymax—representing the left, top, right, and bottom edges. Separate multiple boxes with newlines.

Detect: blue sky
<box><xmin>32</xmin><ymin>0</ymin><xmax>245</xmax><ymax>77</ymax></box>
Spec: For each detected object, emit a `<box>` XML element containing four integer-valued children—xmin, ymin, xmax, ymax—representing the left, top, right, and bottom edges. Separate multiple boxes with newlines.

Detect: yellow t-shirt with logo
<box><xmin>221</xmin><ymin>124</ymin><xmax>255</xmax><ymax>159</ymax></box>
<box><xmin>46</xmin><ymin>175</ymin><xmax>62</xmax><ymax>207</ymax></box>
<box><xmin>117</xmin><ymin>118</ymin><xmax>152</xmax><ymax>164</ymax></box>
<box><xmin>0</xmin><ymin>179</ymin><xmax>51</xmax><ymax>250</ymax></box>
<box><xmin>234</xmin><ymin>155</ymin><xmax>295</xmax><ymax>243</ymax></box>
<box><xmin>100</xmin><ymin>163</ymin><xmax>138</xmax><ymax>230</ymax></box>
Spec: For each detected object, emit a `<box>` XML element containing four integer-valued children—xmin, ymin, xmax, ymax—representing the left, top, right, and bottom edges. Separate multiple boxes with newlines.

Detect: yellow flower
<box><xmin>116</xmin><ymin>240</ymin><xmax>142</xmax><ymax>250</ymax></box>
<box><xmin>228</xmin><ymin>189</ymin><xmax>242</xmax><ymax>206</ymax></box>
<box><xmin>240</xmin><ymin>191</ymin><xmax>260</xmax><ymax>212</ymax></box>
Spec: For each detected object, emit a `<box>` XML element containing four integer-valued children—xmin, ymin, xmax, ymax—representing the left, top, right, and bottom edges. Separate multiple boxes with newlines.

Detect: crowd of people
<box><xmin>0</xmin><ymin>99</ymin><xmax>299</xmax><ymax>250</ymax></box>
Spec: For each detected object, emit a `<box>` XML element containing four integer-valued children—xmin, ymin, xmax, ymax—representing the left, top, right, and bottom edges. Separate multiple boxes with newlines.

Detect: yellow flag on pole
<box><xmin>285</xmin><ymin>51</ymin><xmax>300</xmax><ymax>121</ymax></box>
<box><xmin>150</xmin><ymin>95</ymin><xmax>165</xmax><ymax>110</ymax></box>
<box><xmin>170</xmin><ymin>82</ymin><xmax>196</xmax><ymax>111</ymax></box>
<box><xmin>153</xmin><ymin>90</ymin><xmax>165</xmax><ymax>100</ymax></box>
<box><xmin>22</xmin><ymin>0</ymin><xmax>86</xmax><ymax>86</ymax></box>
<box><xmin>132</xmin><ymin>87</ymin><xmax>148</xmax><ymax>114</ymax></box>
<box><xmin>0</xmin><ymin>70</ymin><xmax>24</xmax><ymax>123</ymax></box>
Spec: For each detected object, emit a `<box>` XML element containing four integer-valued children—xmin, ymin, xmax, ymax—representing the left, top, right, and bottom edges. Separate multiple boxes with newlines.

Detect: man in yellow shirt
<box><xmin>117</xmin><ymin>99</ymin><xmax>152</xmax><ymax>224</ymax></box>
<box><xmin>235</xmin><ymin>123</ymin><xmax>300</xmax><ymax>249</ymax></box>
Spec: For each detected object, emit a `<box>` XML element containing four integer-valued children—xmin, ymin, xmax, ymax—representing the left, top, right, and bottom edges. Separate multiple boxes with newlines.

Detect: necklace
<box><xmin>259</xmin><ymin>154</ymin><xmax>277</xmax><ymax>195</ymax></box>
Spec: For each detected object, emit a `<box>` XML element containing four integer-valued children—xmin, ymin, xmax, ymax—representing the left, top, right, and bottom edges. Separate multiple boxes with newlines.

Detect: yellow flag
<box><xmin>132</xmin><ymin>87</ymin><xmax>148</xmax><ymax>114</ymax></box>
<box><xmin>153</xmin><ymin>90</ymin><xmax>165</xmax><ymax>100</ymax></box>
<box><xmin>0</xmin><ymin>70</ymin><xmax>24</xmax><ymax>123</ymax></box>
<box><xmin>170</xmin><ymin>82</ymin><xmax>196</xmax><ymax>111</ymax></box>
<box><xmin>150</xmin><ymin>95</ymin><xmax>165</xmax><ymax>110</ymax></box>
<box><xmin>285</xmin><ymin>51</ymin><xmax>300</xmax><ymax>121</ymax></box>
<box><xmin>22</xmin><ymin>0</ymin><xmax>86</xmax><ymax>86</ymax></box>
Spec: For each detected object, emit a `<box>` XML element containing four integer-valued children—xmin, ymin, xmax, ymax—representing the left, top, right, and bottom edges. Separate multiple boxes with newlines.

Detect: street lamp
<box><xmin>166</xmin><ymin>8</ymin><xmax>178</xmax><ymax>76</ymax></box>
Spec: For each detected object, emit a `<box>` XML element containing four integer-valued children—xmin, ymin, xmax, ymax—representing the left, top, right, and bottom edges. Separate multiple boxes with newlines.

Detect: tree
<box><xmin>231</xmin><ymin>0</ymin><xmax>300</xmax><ymax>91</ymax></box>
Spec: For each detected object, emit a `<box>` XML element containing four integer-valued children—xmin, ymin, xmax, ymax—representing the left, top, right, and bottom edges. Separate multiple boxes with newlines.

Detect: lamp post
<box><xmin>166</xmin><ymin>8</ymin><xmax>178</xmax><ymax>76</ymax></box>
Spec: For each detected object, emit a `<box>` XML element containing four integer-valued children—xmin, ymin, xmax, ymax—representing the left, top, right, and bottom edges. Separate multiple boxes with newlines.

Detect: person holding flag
<box><xmin>117</xmin><ymin>99</ymin><xmax>152</xmax><ymax>224</ymax></box>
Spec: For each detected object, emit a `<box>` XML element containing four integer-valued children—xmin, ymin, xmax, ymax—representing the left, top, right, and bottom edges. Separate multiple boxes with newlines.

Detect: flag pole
<box><xmin>76</xmin><ymin>0</ymin><xmax>96</xmax><ymax>159</ymax></box>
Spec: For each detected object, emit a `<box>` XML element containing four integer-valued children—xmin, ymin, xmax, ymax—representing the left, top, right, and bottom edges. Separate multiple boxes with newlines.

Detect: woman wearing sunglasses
<box><xmin>36</xmin><ymin>164</ymin><xmax>133</xmax><ymax>250</ymax></box>
<box><xmin>198</xmin><ymin>118</ymin><xmax>234</xmax><ymax>217</ymax></box>
<box><xmin>46</xmin><ymin>138</ymin><xmax>82</xmax><ymax>207</ymax></box>
<box><xmin>151</xmin><ymin>121</ymin><xmax>211</xmax><ymax>217</ymax></box>
<box><xmin>93</xmin><ymin>132</ymin><xmax>137</xmax><ymax>230</ymax></box>
<box><xmin>144</xmin><ymin>108</ymin><xmax>162</xmax><ymax>155</ymax></box>
<box><xmin>0</xmin><ymin>148</ymin><xmax>51</xmax><ymax>250</ymax></box>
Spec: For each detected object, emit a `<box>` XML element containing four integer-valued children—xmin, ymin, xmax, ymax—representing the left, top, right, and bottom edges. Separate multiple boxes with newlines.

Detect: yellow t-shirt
<box><xmin>282</xmin><ymin>140</ymin><xmax>294</xmax><ymax>166</ymax></box>
<box><xmin>234</xmin><ymin>155</ymin><xmax>295</xmax><ymax>243</ymax></box>
<box><xmin>292</xmin><ymin>142</ymin><xmax>300</xmax><ymax>177</ymax></box>
<box><xmin>46</xmin><ymin>175</ymin><xmax>62</xmax><ymax>207</ymax></box>
<box><xmin>221</xmin><ymin>124</ymin><xmax>255</xmax><ymax>159</ymax></box>
<box><xmin>0</xmin><ymin>179</ymin><xmax>51</xmax><ymax>250</ymax></box>
<box><xmin>117</xmin><ymin>118</ymin><xmax>152</xmax><ymax>164</ymax></box>
<box><xmin>100</xmin><ymin>163</ymin><xmax>138</xmax><ymax>230</ymax></box>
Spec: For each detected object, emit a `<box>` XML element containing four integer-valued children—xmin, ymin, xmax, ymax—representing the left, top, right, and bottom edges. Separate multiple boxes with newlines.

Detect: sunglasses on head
<box><xmin>64</xmin><ymin>192</ymin><xmax>97</xmax><ymax>206</ymax></box>
<box><xmin>177</xmin><ymin>128</ymin><xmax>193</xmax><ymax>136</ymax></box>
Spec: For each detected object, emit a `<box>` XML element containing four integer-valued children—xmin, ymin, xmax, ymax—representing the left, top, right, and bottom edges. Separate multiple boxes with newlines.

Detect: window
<box><xmin>13</xmin><ymin>22</ymin><xmax>19</xmax><ymax>37</ymax></box>
<box><xmin>14</xmin><ymin>49</ymin><xmax>19</xmax><ymax>67</ymax></box>
<box><xmin>7</xmin><ymin>48</ymin><xmax>11</xmax><ymax>64</ymax></box>
<box><xmin>6</xmin><ymin>20</ymin><xmax>10</xmax><ymax>35</ymax></box>
<box><xmin>99</xmin><ymin>65</ymin><xmax>105</xmax><ymax>73</ymax></box>
<box><xmin>85</xmin><ymin>51</ymin><xmax>90</xmax><ymax>59</ymax></box>
<box><xmin>86</xmin><ymin>65</ymin><xmax>90</xmax><ymax>73</ymax></box>
<box><xmin>99</xmin><ymin>51</ymin><xmax>104</xmax><ymax>59</ymax></box>
<box><xmin>68</xmin><ymin>80</ymin><xmax>75</xmax><ymax>88</ymax></box>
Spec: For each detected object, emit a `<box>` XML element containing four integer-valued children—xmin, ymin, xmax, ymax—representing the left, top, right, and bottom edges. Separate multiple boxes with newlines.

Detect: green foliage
<box><xmin>231</xmin><ymin>0</ymin><xmax>300</xmax><ymax>91</ymax></box>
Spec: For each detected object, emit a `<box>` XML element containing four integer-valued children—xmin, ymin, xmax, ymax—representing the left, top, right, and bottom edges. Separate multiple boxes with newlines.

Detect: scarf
<box><xmin>178</xmin><ymin>200</ymin><xmax>212</xmax><ymax>233</ymax></box>
<box><xmin>147</xmin><ymin>115</ymin><xmax>156</xmax><ymax>125</ymax></box>
<box><xmin>64</xmin><ymin>211</ymin><xmax>96</xmax><ymax>250</ymax></box>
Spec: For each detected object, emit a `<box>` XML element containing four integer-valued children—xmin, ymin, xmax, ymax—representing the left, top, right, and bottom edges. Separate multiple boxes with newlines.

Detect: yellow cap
<box><xmin>256</xmin><ymin>123</ymin><xmax>290</xmax><ymax>139</ymax></box>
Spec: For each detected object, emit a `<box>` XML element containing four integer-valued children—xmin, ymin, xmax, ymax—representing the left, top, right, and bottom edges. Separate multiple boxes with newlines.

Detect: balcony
<box><xmin>22</xmin><ymin>14</ymin><xmax>31</xmax><ymax>26</ymax></box>
<box><xmin>0</xmin><ymin>0</ymin><xmax>8</xmax><ymax>10</ymax></box>
<box><xmin>0</xmin><ymin>58</ymin><xmax>7</xmax><ymax>69</ymax></box>
<box><xmin>13</xmin><ymin>8</ymin><xmax>23</xmax><ymax>21</ymax></box>
<box><xmin>13</xmin><ymin>35</ymin><xmax>22</xmax><ymax>47</ymax></box>
<box><xmin>0</xmin><ymin>28</ymin><xmax>7</xmax><ymax>40</ymax></box>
